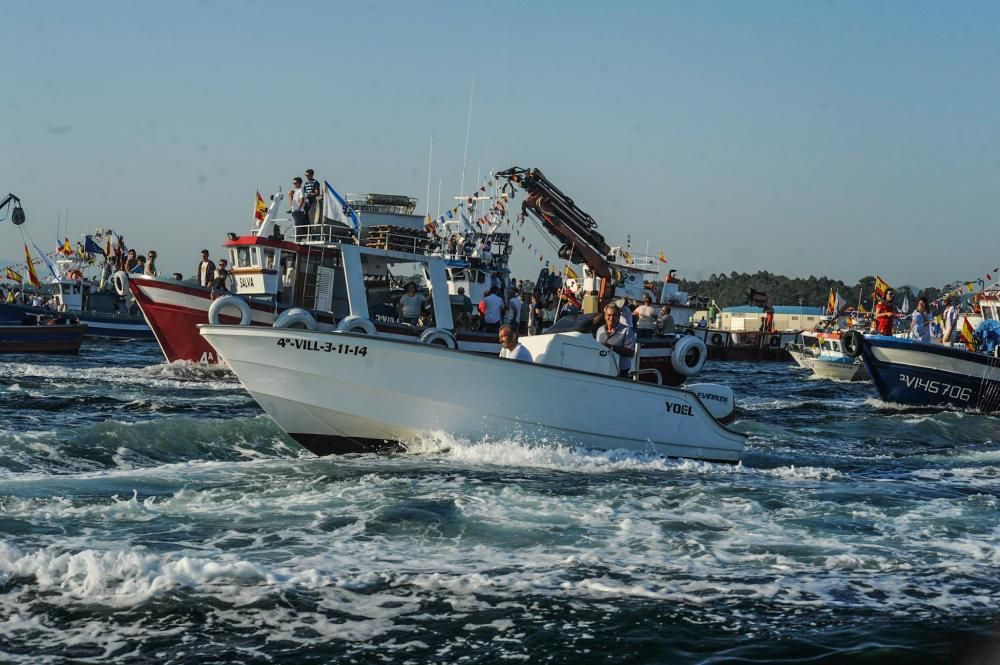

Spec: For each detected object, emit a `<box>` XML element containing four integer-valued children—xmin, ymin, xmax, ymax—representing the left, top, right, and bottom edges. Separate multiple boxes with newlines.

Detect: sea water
<box><xmin>1</xmin><ymin>340</ymin><xmax>999</xmax><ymax>663</ymax></box>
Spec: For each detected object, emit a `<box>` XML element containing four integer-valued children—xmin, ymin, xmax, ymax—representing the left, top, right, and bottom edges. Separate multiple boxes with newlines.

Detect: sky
<box><xmin>2</xmin><ymin>0</ymin><xmax>999</xmax><ymax>290</ymax></box>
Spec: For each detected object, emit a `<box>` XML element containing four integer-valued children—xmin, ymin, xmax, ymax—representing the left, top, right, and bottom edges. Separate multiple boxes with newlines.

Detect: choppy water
<box><xmin>2</xmin><ymin>341</ymin><xmax>999</xmax><ymax>664</ymax></box>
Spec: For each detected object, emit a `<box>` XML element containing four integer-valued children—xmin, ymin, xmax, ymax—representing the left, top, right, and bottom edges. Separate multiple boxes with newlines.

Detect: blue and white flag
<box><xmin>31</xmin><ymin>242</ymin><xmax>58</xmax><ymax>279</ymax></box>
<box><xmin>84</xmin><ymin>235</ymin><xmax>105</xmax><ymax>256</ymax></box>
<box><xmin>323</xmin><ymin>181</ymin><xmax>361</xmax><ymax>235</ymax></box>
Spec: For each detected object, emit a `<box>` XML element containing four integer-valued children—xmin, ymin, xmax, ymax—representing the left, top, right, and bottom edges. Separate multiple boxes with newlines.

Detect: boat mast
<box><xmin>458</xmin><ymin>78</ymin><xmax>475</xmax><ymax>198</ymax></box>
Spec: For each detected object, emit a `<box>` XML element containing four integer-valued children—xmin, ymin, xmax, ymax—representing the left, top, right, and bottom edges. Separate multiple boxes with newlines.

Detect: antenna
<box><xmin>459</xmin><ymin>78</ymin><xmax>475</xmax><ymax>197</ymax></box>
<box><xmin>425</xmin><ymin>136</ymin><xmax>433</xmax><ymax>218</ymax></box>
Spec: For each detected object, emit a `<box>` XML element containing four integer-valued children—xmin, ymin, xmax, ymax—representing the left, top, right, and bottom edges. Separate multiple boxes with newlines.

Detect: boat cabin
<box><xmin>51</xmin><ymin>262</ymin><xmax>120</xmax><ymax>315</ymax></box>
<box><xmin>223</xmin><ymin>206</ymin><xmax>454</xmax><ymax>331</ymax></box>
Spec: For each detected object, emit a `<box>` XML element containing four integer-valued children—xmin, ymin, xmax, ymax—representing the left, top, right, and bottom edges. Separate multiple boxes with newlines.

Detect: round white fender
<box><xmin>113</xmin><ymin>271</ymin><xmax>130</xmax><ymax>296</ymax></box>
<box><xmin>273</xmin><ymin>308</ymin><xmax>317</xmax><ymax>330</ymax></box>
<box><xmin>684</xmin><ymin>383</ymin><xmax>736</xmax><ymax>424</ymax></box>
<box><xmin>671</xmin><ymin>335</ymin><xmax>707</xmax><ymax>376</ymax></box>
<box><xmin>208</xmin><ymin>295</ymin><xmax>252</xmax><ymax>326</ymax></box>
<box><xmin>335</xmin><ymin>315</ymin><xmax>376</xmax><ymax>335</ymax></box>
<box><xmin>419</xmin><ymin>327</ymin><xmax>457</xmax><ymax>349</ymax></box>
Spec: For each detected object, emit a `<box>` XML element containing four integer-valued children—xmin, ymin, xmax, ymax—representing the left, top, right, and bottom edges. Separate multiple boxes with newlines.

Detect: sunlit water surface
<box><xmin>1</xmin><ymin>340</ymin><xmax>999</xmax><ymax>663</ymax></box>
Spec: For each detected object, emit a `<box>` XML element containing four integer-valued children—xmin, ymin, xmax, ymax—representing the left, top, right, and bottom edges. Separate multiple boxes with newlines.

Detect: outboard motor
<box><xmin>685</xmin><ymin>383</ymin><xmax>737</xmax><ymax>425</ymax></box>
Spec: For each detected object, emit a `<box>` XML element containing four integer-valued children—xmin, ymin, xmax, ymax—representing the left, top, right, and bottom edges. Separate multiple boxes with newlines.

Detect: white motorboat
<box><xmin>199</xmin><ymin>324</ymin><xmax>747</xmax><ymax>463</ymax></box>
<box><xmin>786</xmin><ymin>330</ymin><xmax>869</xmax><ymax>381</ymax></box>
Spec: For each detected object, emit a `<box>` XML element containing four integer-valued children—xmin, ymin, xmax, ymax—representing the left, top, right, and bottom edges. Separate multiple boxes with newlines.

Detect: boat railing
<box><xmin>362</xmin><ymin>227</ymin><xmax>433</xmax><ymax>255</ymax></box>
<box><xmin>292</xmin><ymin>223</ymin><xmax>356</xmax><ymax>246</ymax></box>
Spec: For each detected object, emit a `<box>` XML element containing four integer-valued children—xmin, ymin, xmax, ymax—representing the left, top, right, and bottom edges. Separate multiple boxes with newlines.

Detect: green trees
<box><xmin>676</xmin><ymin>272</ymin><xmax>942</xmax><ymax>310</ymax></box>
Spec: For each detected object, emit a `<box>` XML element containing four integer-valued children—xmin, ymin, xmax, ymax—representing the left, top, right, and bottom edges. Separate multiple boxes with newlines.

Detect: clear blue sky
<box><xmin>2</xmin><ymin>1</ymin><xmax>998</xmax><ymax>289</ymax></box>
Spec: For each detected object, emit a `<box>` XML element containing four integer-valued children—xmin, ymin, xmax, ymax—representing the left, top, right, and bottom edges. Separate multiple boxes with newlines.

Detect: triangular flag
<box><xmin>23</xmin><ymin>244</ymin><xmax>41</xmax><ymax>288</ymax></box>
<box><xmin>323</xmin><ymin>181</ymin><xmax>361</xmax><ymax>235</ymax></box>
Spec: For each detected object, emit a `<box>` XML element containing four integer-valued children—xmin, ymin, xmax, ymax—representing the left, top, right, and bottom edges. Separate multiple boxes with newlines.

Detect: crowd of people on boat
<box><xmin>866</xmin><ymin>288</ymin><xmax>970</xmax><ymax>345</ymax></box>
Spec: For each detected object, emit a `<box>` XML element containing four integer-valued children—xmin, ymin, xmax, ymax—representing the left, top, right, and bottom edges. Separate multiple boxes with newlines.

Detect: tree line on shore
<box><xmin>674</xmin><ymin>271</ymin><xmax>945</xmax><ymax>310</ymax></box>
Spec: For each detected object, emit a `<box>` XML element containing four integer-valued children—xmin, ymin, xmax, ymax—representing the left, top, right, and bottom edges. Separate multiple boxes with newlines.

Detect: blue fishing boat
<box><xmin>842</xmin><ymin>329</ymin><xmax>1000</xmax><ymax>411</ymax></box>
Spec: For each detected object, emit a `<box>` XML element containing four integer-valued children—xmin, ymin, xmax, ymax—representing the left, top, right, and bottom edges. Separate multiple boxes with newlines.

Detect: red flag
<box><xmin>254</xmin><ymin>192</ymin><xmax>267</xmax><ymax>225</ymax></box>
<box><xmin>23</xmin><ymin>244</ymin><xmax>41</xmax><ymax>288</ymax></box>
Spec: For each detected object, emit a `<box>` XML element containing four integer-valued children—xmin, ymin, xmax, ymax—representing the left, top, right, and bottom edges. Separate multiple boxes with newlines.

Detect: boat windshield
<box><xmin>545</xmin><ymin>313</ymin><xmax>599</xmax><ymax>335</ymax></box>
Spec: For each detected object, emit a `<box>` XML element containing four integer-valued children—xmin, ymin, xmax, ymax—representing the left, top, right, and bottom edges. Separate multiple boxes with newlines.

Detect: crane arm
<box><xmin>0</xmin><ymin>193</ymin><xmax>26</xmax><ymax>225</ymax></box>
<box><xmin>495</xmin><ymin>168</ymin><xmax>614</xmax><ymax>280</ymax></box>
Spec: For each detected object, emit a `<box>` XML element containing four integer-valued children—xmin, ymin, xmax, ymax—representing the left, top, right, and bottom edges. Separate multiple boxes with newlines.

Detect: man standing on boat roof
<box><xmin>597</xmin><ymin>303</ymin><xmax>636</xmax><ymax>377</ymax></box>
<box><xmin>288</xmin><ymin>177</ymin><xmax>308</xmax><ymax>230</ymax></box>
<box><xmin>303</xmin><ymin>169</ymin><xmax>321</xmax><ymax>224</ymax></box>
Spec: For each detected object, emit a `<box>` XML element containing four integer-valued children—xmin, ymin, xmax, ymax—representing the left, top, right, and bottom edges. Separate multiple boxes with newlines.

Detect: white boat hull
<box><xmin>200</xmin><ymin>325</ymin><xmax>747</xmax><ymax>462</ymax></box>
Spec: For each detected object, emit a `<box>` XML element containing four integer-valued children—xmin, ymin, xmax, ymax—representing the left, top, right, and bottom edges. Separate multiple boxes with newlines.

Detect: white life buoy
<box><xmin>671</xmin><ymin>335</ymin><xmax>707</xmax><ymax>377</ymax></box>
<box><xmin>208</xmin><ymin>294</ymin><xmax>252</xmax><ymax>326</ymax></box>
<box><xmin>335</xmin><ymin>315</ymin><xmax>376</xmax><ymax>335</ymax></box>
<box><xmin>419</xmin><ymin>327</ymin><xmax>457</xmax><ymax>349</ymax></box>
<box><xmin>273</xmin><ymin>308</ymin><xmax>317</xmax><ymax>330</ymax></box>
<box><xmin>113</xmin><ymin>271</ymin><xmax>129</xmax><ymax>296</ymax></box>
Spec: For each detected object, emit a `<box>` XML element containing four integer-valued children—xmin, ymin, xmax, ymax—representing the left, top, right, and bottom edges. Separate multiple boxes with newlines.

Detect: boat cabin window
<box><xmin>821</xmin><ymin>340</ymin><xmax>833</xmax><ymax>351</ymax></box>
<box><xmin>263</xmin><ymin>248</ymin><xmax>276</xmax><ymax>270</ymax></box>
<box><xmin>237</xmin><ymin>247</ymin><xmax>252</xmax><ymax>269</ymax></box>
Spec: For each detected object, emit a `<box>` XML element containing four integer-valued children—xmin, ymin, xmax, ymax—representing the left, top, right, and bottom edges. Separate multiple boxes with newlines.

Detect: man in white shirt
<box><xmin>288</xmin><ymin>177</ymin><xmax>308</xmax><ymax>230</ymax></box>
<box><xmin>506</xmin><ymin>291</ymin><xmax>523</xmax><ymax>327</ymax></box>
<box><xmin>596</xmin><ymin>303</ymin><xmax>636</xmax><ymax>377</ymax></box>
<box><xmin>498</xmin><ymin>324</ymin><xmax>532</xmax><ymax>362</ymax></box>
<box><xmin>482</xmin><ymin>288</ymin><xmax>504</xmax><ymax>333</ymax></box>
<box><xmin>632</xmin><ymin>294</ymin><xmax>660</xmax><ymax>338</ymax></box>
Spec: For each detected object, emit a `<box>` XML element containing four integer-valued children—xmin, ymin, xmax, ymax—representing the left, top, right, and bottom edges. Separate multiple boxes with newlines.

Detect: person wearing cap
<box><xmin>197</xmin><ymin>249</ymin><xmax>216</xmax><ymax>287</ymax></box>
<box><xmin>303</xmin><ymin>169</ymin><xmax>321</xmax><ymax>224</ymax></box>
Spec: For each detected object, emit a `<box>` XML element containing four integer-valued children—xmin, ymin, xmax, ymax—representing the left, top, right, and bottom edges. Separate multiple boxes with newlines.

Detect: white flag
<box><xmin>323</xmin><ymin>181</ymin><xmax>361</xmax><ymax>235</ymax></box>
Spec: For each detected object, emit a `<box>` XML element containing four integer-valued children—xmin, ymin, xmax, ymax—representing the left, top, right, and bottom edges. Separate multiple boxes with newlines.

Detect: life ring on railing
<box><xmin>273</xmin><ymin>308</ymin><xmax>317</xmax><ymax>330</ymax></box>
<box><xmin>768</xmin><ymin>334</ymin><xmax>781</xmax><ymax>348</ymax></box>
<box><xmin>842</xmin><ymin>330</ymin><xmax>864</xmax><ymax>358</ymax></box>
<box><xmin>419</xmin><ymin>327</ymin><xmax>457</xmax><ymax>349</ymax></box>
<box><xmin>710</xmin><ymin>333</ymin><xmax>723</xmax><ymax>346</ymax></box>
<box><xmin>671</xmin><ymin>335</ymin><xmax>707</xmax><ymax>377</ymax></box>
<box><xmin>66</xmin><ymin>269</ymin><xmax>84</xmax><ymax>281</ymax></box>
<box><xmin>113</xmin><ymin>271</ymin><xmax>129</xmax><ymax>296</ymax></box>
<box><xmin>208</xmin><ymin>295</ymin><xmax>252</xmax><ymax>326</ymax></box>
<box><xmin>335</xmin><ymin>315</ymin><xmax>376</xmax><ymax>335</ymax></box>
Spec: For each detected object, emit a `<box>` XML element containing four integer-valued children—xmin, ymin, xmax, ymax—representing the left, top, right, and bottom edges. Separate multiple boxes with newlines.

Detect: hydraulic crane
<box><xmin>496</xmin><ymin>167</ymin><xmax>622</xmax><ymax>313</ymax></box>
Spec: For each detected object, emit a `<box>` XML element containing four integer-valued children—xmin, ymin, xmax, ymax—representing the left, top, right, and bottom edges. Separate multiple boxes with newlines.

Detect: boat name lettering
<box><xmin>275</xmin><ymin>337</ymin><xmax>369</xmax><ymax>356</ymax></box>
<box><xmin>664</xmin><ymin>401</ymin><xmax>694</xmax><ymax>416</ymax></box>
<box><xmin>899</xmin><ymin>373</ymin><xmax>971</xmax><ymax>401</ymax></box>
<box><xmin>238</xmin><ymin>276</ymin><xmax>256</xmax><ymax>288</ymax></box>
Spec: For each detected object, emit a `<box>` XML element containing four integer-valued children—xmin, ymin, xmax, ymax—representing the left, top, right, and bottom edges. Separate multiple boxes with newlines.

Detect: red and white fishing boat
<box><xmin>123</xmin><ymin>190</ymin><xmax>523</xmax><ymax>364</ymax></box>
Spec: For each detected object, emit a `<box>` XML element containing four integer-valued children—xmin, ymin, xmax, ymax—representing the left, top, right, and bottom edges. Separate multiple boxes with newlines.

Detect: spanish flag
<box><xmin>23</xmin><ymin>244</ymin><xmax>41</xmax><ymax>288</ymax></box>
<box><xmin>874</xmin><ymin>275</ymin><xmax>890</xmax><ymax>298</ymax></box>
<box><xmin>60</xmin><ymin>238</ymin><xmax>73</xmax><ymax>257</ymax></box>
<box><xmin>564</xmin><ymin>265</ymin><xmax>579</xmax><ymax>280</ymax></box>
<box><xmin>254</xmin><ymin>191</ymin><xmax>268</xmax><ymax>225</ymax></box>
<box><xmin>424</xmin><ymin>215</ymin><xmax>437</xmax><ymax>235</ymax></box>
<box><xmin>5</xmin><ymin>267</ymin><xmax>22</xmax><ymax>282</ymax></box>
<box><xmin>960</xmin><ymin>316</ymin><xmax>975</xmax><ymax>350</ymax></box>
<box><xmin>658</xmin><ymin>251</ymin><xmax>668</xmax><ymax>264</ymax></box>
